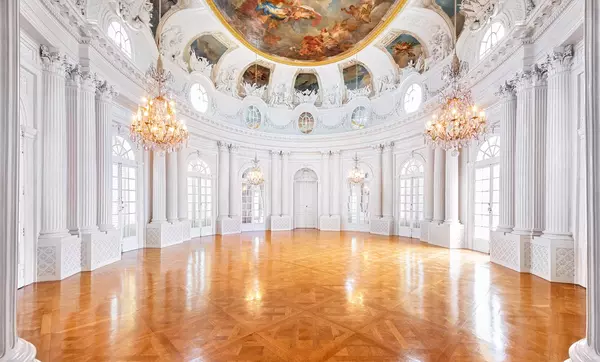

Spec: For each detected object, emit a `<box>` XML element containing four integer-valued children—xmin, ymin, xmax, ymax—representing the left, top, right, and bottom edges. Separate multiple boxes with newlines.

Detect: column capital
<box><xmin>95</xmin><ymin>80</ymin><xmax>118</xmax><ymax>100</ymax></box>
<box><xmin>228</xmin><ymin>144</ymin><xmax>240</xmax><ymax>153</ymax></box>
<box><xmin>372</xmin><ymin>144</ymin><xmax>385</xmax><ymax>153</ymax></box>
<box><xmin>65</xmin><ymin>63</ymin><xmax>81</xmax><ymax>86</ymax></box>
<box><xmin>495</xmin><ymin>79</ymin><xmax>517</xmax><ymax>99</ymax></box>
<box><xmin>270</xmin><ymin>149</ymin><xmax>281</xmax><ymax>156</ymax></box>
<box><xmin>217</xmin><ymin>140</ymin><xmax>228</xmax><ymax>151</ymax></box>
<box><xmin>530</xmin><ymin>63</ymin><xmax>548</xmax><ymax>87</ymax></box>
<box><xmin>80</xmin><ymin>72</ymin><xmax>96</xmax><ymax>92</ymax></box>
<box><xmin>320</xmin><ymin>151</ymin><xmax>331</xmax><ymax>157</ymax></box>
<box><xmin>39</xmin><ymin>44</ymin><xmax>66</xmax><ymax>74</ymax></box>
<box><xmin>547</xmin><ymin>44</ymin><xmax>574</xmax><ymax>75</ymax></box>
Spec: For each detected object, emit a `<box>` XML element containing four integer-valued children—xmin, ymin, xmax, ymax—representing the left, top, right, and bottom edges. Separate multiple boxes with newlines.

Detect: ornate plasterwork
<box><xmin>321</xmin><ymin>85</ymin><xmax>343</xmax><ymax>108</ymax></box>
<box><xmin>241</xmin><ymin>82</ymin><xmax>267</xmax><ymax>100</ymax></box>
<box><xmin>430</xmin><ymin>25</ymin><xmax>453</xmax><ymax>64</ymax></box>
<box><xmin>462</xmin><ymin>0</ymin><xmax>500</xmax><ymax>32</ymax></box>
<box><xmin>117</xmin><ymin>0</ymin><xmax>153</xmax><ymax>30</ymax></box>
<box><xmin>215</xmin><ymin>66</ymin><xmax>238</xmax><ymax>97</ymax></box>
<box><xmin>159</xmin><ymin>25</ymin><xmax>183</xmax><ymax>62</ymax></box>
<box><xmin>189</xmin><ymin>56</ymin><xmax>213</xmax><ymax>77</ymax></box>
<box><xmin>345</xmin><ymin>86</ymin><xmax>372</xmax><ymax>102</ymax></box>
<box><xmin>269</xmin><ymin>83</ymin><xmax>294</xmax><ymax>108</ymax></box>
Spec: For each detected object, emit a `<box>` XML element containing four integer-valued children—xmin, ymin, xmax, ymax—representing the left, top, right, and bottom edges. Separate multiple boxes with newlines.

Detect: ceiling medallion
<box><xmin>131</xmin><ymin>1</ymin><xmax>189</xmax><ymax>153</ymax></box>
<box><xmin>424</xmin><ymin>0</ymin><xmax>486</xmax><ymax>151</ymax></box>
<box><xmin>206</xmin><ymin>0</ymin><xmax>408</xmax><ymax>66</ymax></box>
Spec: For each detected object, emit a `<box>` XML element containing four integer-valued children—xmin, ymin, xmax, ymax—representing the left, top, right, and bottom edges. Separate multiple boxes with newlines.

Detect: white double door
<box><xmin>294</xmin><ymin>181</ymin><xmax>317</xmax><ymax>228</ymax></box>
<box><xmin>112</xmin><ymin>163</ymin><xmax>138</xmax><ymax>251</ymax></box>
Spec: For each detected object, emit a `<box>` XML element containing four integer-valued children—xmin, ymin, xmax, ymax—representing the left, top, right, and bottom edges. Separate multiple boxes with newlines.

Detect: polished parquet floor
<box><xmin>17</xmin><ymin>230</ymin><xmax>585</xmax><ymax>362</ymax></box>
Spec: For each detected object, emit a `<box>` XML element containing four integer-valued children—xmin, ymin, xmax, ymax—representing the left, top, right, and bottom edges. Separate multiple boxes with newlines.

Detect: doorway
<box><xmin>472</xmin><ymin>136</ymin><xmax>500</xmax><ymax>253</ymax></box>
<box><xmin>294</xmin><ymin>168</ymin><xmax>318</xmax><ymax>229</ymax></box>
<box><xmin>111</xmin><ymin>136</ymin><xmax>139</xmax><ymax>252</ymax></box>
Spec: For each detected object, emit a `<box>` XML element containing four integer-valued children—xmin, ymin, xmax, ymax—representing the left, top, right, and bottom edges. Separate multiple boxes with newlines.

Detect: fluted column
<box><xmin>151</xmin><ymin>152</ymin><xmax>167</xmax><ymax>223</ymax></box>
<box><xmin>321</xmin><ymin>151</ymin><xmax>330</xmax><ymax>216</ymax></box>
<box><xmin>177</xmin><ymin>150</ymin><xmax>188</xmax><ymax>221</ymax></box>
<box><xmin>497</xmin><ymin>82</ymin><xmax>517</xmax><ymax>233</ymax></box>
<box><xmin>66</xmin><ymin>67</ymin><xmax>80</xmax><ymax>235</ymax></box>
<box><xmin>217</xmin><ymin>141</ymin><xmax>229</xmax><ymax>219</ymax></box>
<box><xmin>0</xmin><ymin>1</ymin><xmax>37</xmax><ymax>358</ymax></box>
<box><xmin>569</xmin><ymin>1</ymin><xmax>600</xmax><ymax>359</ymax></box>
<box><xmin>39</xmin><ymin>47</ymin><xmax>69</xmax><ymax>238</ymax></box>
<box><xmin>77</xmin><ymin>74</ymin><xmax>99</xmax><ymax>233</ymax></box>
<box><xmin>424</xmin><ymin>146</ymin><xmax>435</xmax><ymax>222</ymax></box>
<box><xmin>331</xmin><ymin>151</ymin><xmax>341</xmax><ymax>215</ymax></box>
<box><xmin>96</xmin><ymin>82</ymin><xmax>116</xmax><ymax>231</ymax></box>
<box><xmin>281</xmin><ymin>151</ymin><xmax>290</xmax><ymax>216</ymax></box>
<box><xmin>166</xmin><ymin>152</ymin><xmax>178</xmax><ymax>222</ymax></box>
<box><xmin>382</xmin><ymin>143</ymin><xmax>394</xmax><ymax>219</ymax></box>
<box><xmin>372</xmin><ymin>145</ymin><xmax>384</xmax><ymax>218</ymax></box>
<box><xmin>271</xmin><ymin>150</ymin><xmax>281</xmax><ymax>216</ymax></box>
<box><xmin>543</xmin><ymin>46</ymin><xmax>574</xmax><ymax>239</ymax></box>
<box><xmin>229</xmin><ymin>145</ymin><xmax>240</xmax><ymax>217</ymax></box>
<box><xmin>444</xmin><ymin>151</ymin><xmax>459</xmax><ymax>224</ymax></box>
<box><xmin>513</xmin><ymin>68</ymin><xmax>547</xmax><ymax>236</ymax></box>
<box><xmin>432</xmin><ymin>148</ymin><xmax>446</xmax><ymax>223</ymax></box>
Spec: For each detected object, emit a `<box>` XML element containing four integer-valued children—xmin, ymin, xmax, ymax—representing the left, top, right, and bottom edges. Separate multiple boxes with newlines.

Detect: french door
<box><xmin>398</xmin><ymin>176</ymin><xmax>424</xmax><ymax>233</ymax></box>
<box><xmin>241</xmin><ymin>183</ymin><xmax>265</xmax><ymax>231</ymax></box>
<box><xmin>112</xmin><ymin>163</ymin><xmax>137</xmax><ymax>250</ymax></box>
<box><xmin>473</xmin><ymin>164</ymin><xmax>500</xmax><ymax>252</ymax></box>
<box><xmin>188</xmin><ymin>176</ymin><xmax>212</xmax><ymax>237</ymax></box>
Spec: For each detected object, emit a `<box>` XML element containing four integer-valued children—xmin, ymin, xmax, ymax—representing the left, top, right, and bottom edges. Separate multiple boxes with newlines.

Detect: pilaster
<box><xmin>166</xmin><ymin>151</ymin><xmax>178</xmax><ymax>222</ymax></box>
<box><xmin>95</xmin><ymin>80</ymin><xmax>116</xmax><ymax>232</ymax></box>
<box><xmin>66</xmin><ymin>64</ymin><xmax>80</xmax><ymax>236</ymax></box>
<box><xmin>496</xmin><ymin>81</ymin><xmax>517</xmax><ymax>233</ymax></box>
<box><xmin>177</xmin><ymin>150</ymin><xmax>188</xmax><ymax>221</ymax></box>
<box><xmin>228</xmin><ymin>144</ymin><xmax>240</xmax><ymax>218</ymax></box>
<box><xmin>0</xmin><ymin>1</ymin><xmax>37</xmax><ymax>358</ymax></box>
<box><xmin>421</xmin><ymin>146</ymin><xmax>435</xmax><ymax>242</ymax></box>
<box><xmin>370</xmin><ymin>144</ymin><xmax>392</xmax><ymax>235</ymax></box>
<box><xmin>432</xmin><ymin>148</ymin><xmax>446</xmax><ymax>223</ymax></box>
<box><xmin>272</xmin><ymin>151</ymin><xmax>292</xmax><ymax>231</ymax></box>
<box><xmin>217</xmin><ymin>141</ymin><xmax>229</xmax><ymax>221</ymax></box>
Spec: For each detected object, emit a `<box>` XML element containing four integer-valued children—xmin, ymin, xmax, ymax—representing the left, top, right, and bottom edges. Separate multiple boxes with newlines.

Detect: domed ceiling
<box><xmin>206</xmin><ymin>0</ymin><xmax>408</xmax><ymax>65</ymax></box>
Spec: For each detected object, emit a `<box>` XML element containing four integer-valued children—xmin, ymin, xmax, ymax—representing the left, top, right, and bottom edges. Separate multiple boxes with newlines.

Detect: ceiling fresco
<box><xmin>151</xmin><ymin>0</ymin><xmax>178</xmax><ymax>35</ymax></box>
<box><xmin>342</xmin><ymin>64</ymin><xmax>371</xmax><ymax>90</ymax></box>
<box><xmin>434</xmin><ymin>0</ymin><xmax>465</xmax><ymax>36</ymax></box>
<box><xmin>385</xmin><ymin>33</ymin><xmax>425</xmax><ymax>71</ymax></box>
<box><xmin>207</xmin><ymin>0</ymin><xmax>407</xmax><ymax>65</ymax></box>
<box><xmin>185</xmin><ymin>34</ymin><xmax>228</xmax><ymax>69</ymax></box>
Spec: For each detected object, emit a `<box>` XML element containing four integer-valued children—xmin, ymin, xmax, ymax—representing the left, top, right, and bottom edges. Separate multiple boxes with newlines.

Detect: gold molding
<box><xmin>205</xmin><ymin>0</ymin><xmax>409</xmax><ymax>67</ymax></box>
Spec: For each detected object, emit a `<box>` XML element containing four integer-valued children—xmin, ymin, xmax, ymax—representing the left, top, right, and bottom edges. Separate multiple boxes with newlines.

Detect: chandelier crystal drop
<box><xmin>130</xmin><ymin>1</ymin><xmax>188</xmax><ymax>153</ymax></box>
<box><xmin>348</xmin><ymin>153</ymin><xmax>366</xmax><ymax>185</ymax></box>
<box><xmin>246</xmin><ymin>154</ymin><xmax>265</xmax><ymax>187</ymax></box>
<box><xmin>424</xmin><ymin>0</ymin><xmax>487</xmax><ymax>151</ymax></box>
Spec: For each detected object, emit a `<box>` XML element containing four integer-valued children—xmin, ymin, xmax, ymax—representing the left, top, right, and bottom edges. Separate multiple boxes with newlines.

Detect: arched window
<box><xmin>351</xmin><ymin>106</ymin><xmax>369</xmax><ymax>130</ymax></box>
<box><xmin>242</xmin><ymin>169</ymin><xmax>265</xmax><ymax>225</ymax></box>
<box><xmin>107</xmin><ymin>22</ymin><xmax>132</xmax><ymax>57</ymax></box>
<box><xmin>399</xmin><ymin>158</ymin><xmax>424</xmax><ymax>228</ymax></box>
<box><xmin>403</xmin><ymin>84</ymin><xmax>422</xmax><ymax>114</ymax></box>
<box><xmin>111</xmin><ymin>136</ymin><xmax>137</xmax><ymax>243</ymax></box>
<box><xmin>473</xmin><ymin>136</ymin><xmax>501</xmax><ymax>250</ymax></box>
<box><xmin>479</xmin><ymin>23</ymin><xmax>505</xmax><ymax>58</ymax></box>
<box><xmin>188</xmin><ymin>158</ymin><xmax>212</xmax><ymax>234</ymax></box>
<box><xmin>190</xmin><ymin>83</ymin><xmax>208</xmax><ymax>113</ymax></box>
<box><xmin>244</xmin><ymin>105</ymin><xmax>262</xmax><ymax>129</ymax></box>
<box><xmin>348</xmin><ymin>172</ymin><xmax>370</xmax><ymax>226</ymax></box>
<box><xmin>298</xmin><ymin>112</ymin><xmax>315</xmax><ymax>134</ymax></box>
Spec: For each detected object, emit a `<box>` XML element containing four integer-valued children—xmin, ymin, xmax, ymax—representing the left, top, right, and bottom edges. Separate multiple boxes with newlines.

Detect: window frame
<box><xmin>403</xmin><ymin>84</ymin><xmax>423</xmax><ymax>114</ymax></box>
<box><xmin>107</xmin><ymin>21</ymin><xmax>132</xmax><ymax>58</ymax></box>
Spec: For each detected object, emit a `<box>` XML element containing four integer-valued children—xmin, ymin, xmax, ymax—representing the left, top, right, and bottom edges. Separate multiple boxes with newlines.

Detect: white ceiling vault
<box><xmin>88</xmin><ymin>0</ymin><xmax>535</xmax><ymax>136</ymax></box>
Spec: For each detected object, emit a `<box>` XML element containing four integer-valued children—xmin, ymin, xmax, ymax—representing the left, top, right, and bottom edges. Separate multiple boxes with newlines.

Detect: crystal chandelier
<box><xmin>246</xmin><ymin>154</ymin><xmax>265</xmax><ymax>187</ymax></box>
<box><xmin>130</xmin><ymin>2</ymin><xmax>188</xmax><ymax>153</ymax></box>
<box><xmin>348</xmin><ymin>153</ymin><xmax>366</xmax><ymax>185</ymax></box>
<box><xmin>424</xmin><ymin>0</ymin><xmax>487</xmax><ymax>151</ymax></box>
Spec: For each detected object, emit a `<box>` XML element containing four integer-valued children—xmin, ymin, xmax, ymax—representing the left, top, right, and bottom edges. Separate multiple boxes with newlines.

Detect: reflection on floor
<box><xmin>17</xmin><ymin>230</ymin><xmax>585</xmax><ymax>361</ymax></box>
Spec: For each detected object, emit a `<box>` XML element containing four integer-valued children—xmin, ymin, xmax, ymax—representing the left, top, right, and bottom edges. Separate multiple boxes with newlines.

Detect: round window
<box><xmin>298</xmin><ymin>112</ymin><xmax>315</xmax><ymax>134</ymax></box>
<box><xmin>190</xmin><ymin>83</ymin><xmax>208</xmax><ymax>113</ymax></box>
<box><xmin>351</xmin><ymin>106</ymin><xmax>369</xmax><ymax>130</ymax></box>
<box><xmin>403</xmin><ymin>84</ymin><xmax>423</xmax><ymax>114</ymax></box>
<box><xmin>244</xmin><ymin>105</ymin><xmax>262</xmax><ymax>129</ymax></box>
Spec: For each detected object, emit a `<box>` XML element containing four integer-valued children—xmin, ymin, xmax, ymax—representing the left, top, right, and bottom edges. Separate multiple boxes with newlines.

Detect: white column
<box><xmin>0</xmin><ymin>0</ymin><xmax>37</xmax><ymax>358</ymax></box>
<box><xmin>513</xmin><ymin>68</ymin><xmax>547</xmax><ymax>236</ymax></box>
<box><xmin>372</xmin><ymin>145</ymin><xmax>383</xmax><ymax>218</ymax></box>
<box><xmin>569</xmin><ymin>1</ymin><xmax>600</xmax><ymax>359</ymax></box>
<box><xmin>321</xmin><ymin>151</ymin><xmax>330</xmax><ymax>216</ymax></box>
<box><xmin>166</xmin><ymin>152</ymin><xmax>178</xmax><ymax>223</ymax></box>
<box><xmin>497</xmin><ymin>82</ymin><xmax>517</xmax><ymax>233</ymax></box>
<box><xmin>229</xmin><ymin>145</ymin><xmax>240</xmax><ymax>217</ymax></box>
<box><xmin>423</xmin><ymin>146</ymin><xmax>435</xmax><ymax>222</ymax></box>
<box><xmin>281</xmin><ymin>151</ymin><xmax>290</xmax><ymax>216</ymax></box>
<box><xmin>66</xmin><ymin>67</ymin><xmax>80</xmax><ymax>235</ymax></box>
<box><xmin>78</xmin><ymin>75</ymin><xmax>98</xmax><ymax>233</ymax></box>
<box><xmin>96</xmin><ymin>82</ymin><xmax>115</xmax><ymax>232</ymax></box>
<box><xmin>331</xmin><ymin>151</ymin><xmax>341</xmax><ymax>215</ymax></box>
<box><xmin>433</xmin><ymin>148</ymin><xmax>446</xmax><ymax>223</ymax></box>
<box><xmin>151</xmin><ymin>152</ymin><xmax>167</xmax><ymax>223</ymax></box>
<box><xmin>543</xmin><ymin>46</ymin><xmax>574</xmax><ymax>239</ymax></box>
<box><xmin>271</xmin><ymin>150</ymin><xmax>281</xmax><ymax>216</ymax></box>
<box><xmin>39</xmin><ymin>47</ymin><xmax>69</xmax><ymax>238</ymax></box>
<box><xmin>217</xmin><ymin>141</ymin><xmax>229</xmax><ymax>219</ymax></box>
<box><xmin>177</xmin><ymin>150</ymin><xmax>188</xmax><ymax>221</ymax></box>
<box><xmin>444</xmin><ymin>151</ymin><xmax>459</xmax><ymax>224</ymax></box>
<box><xmin>382</xmin><ymin>143</ymin><xmax>394</xmax><ymax>219</ymax></box>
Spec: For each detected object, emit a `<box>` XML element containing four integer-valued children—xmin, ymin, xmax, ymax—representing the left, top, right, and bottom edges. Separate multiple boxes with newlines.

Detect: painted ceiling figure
<box><xmin>341</xmin><ymin>0</ymin><xmax>375</xmax><ymax>24</ymax></box>
<box><xmin>255</xmin><ymin>0</ymin><xmax>322</xmax><ymax>26</ymax></box>
<box><xmin>393</xmin><ymin>41</ymin><xmax>416</xmax><ymax>58</ymax></box>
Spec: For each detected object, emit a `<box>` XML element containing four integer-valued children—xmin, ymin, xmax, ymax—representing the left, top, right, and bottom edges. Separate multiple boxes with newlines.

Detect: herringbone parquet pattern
<box><xmin>17</xmin><ymin>230</ymin><xmax>585</xmax><ymax>361</ymax></box>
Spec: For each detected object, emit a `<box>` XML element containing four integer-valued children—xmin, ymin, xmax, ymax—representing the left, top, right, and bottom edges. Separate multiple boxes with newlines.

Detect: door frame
<box><xmin>294</xmin><ymin>179</ymin><xmax>318</xmax><ymax>229</ymax></box>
